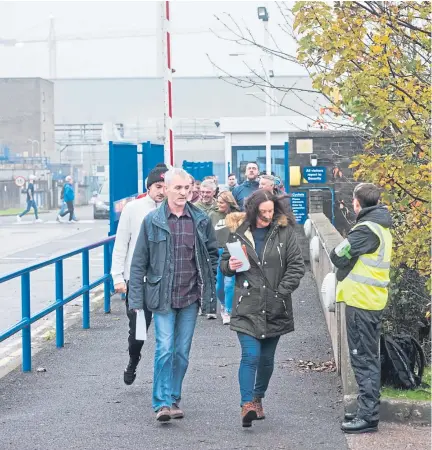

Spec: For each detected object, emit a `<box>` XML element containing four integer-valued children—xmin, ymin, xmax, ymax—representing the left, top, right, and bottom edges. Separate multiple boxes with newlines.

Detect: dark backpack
<box><xmin>380</xmin><ymin>334</ymin><xmax>426</xmax><ymax>390</ymax></box>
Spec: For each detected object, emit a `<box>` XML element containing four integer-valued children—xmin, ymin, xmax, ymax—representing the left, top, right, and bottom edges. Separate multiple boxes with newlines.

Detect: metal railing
<box><xmin>0</xmin><ymin>236</ymin><xmax>115</xmax><ymax>372</ymax></box>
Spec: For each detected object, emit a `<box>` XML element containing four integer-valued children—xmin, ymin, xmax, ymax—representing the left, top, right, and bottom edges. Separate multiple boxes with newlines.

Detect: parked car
<box><xmin>93</xmin><ymin>182</ymin><xmax>109</xmax><ymax>219</ymax></box>
<box><xmin>93</xmin><ymin>180</ymin><xmax>144</xmax><ymax>220</ymax></box>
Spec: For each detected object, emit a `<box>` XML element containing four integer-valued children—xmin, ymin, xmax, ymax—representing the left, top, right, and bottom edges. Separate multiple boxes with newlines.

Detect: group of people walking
<box><xmin>16</xmin><ymin>174</ymin><xmax>76</xmax><ymax>223</ymax></box>
<box><xmin>111</xmin><ymin>162</ymin><xmax>392</xmax><ymax>435</ymax></box>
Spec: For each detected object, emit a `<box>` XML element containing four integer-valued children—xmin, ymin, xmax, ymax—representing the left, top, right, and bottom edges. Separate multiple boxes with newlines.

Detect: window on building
<box><xmin>43</xmin><ymin>132</ymin><xmax>46</xmax><ymax>142</ymax></box>
<box><xmin>42</xmin><ymin>92</ymin><xmax>45</xmax><ymax>103</ymax></box>
<box><xmin>42</xmin><ymin>112</ymin><xmax>46</xmax><ymax>122</ymax></box>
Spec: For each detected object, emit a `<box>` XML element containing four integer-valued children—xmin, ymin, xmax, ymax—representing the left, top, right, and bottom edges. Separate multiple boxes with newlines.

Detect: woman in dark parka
<box><xmin>220</xmin><ymin>189</ymin><xmax>305</xmax><ymax>427</ymax></box>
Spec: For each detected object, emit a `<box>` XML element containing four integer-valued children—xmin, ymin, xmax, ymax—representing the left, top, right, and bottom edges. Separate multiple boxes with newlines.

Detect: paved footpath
<box><xmin>0</xmin><ymin>270</ymin><xmax>429</xmax><ymax>449</ymax></box>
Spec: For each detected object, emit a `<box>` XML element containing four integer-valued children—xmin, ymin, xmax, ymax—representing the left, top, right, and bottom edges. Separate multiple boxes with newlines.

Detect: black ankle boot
<box><xmin>124</xmin><ymin>355</ymin><xmax>141</xmax><ymax>385</ymax></box>
<box><xmin>341</xmin><ymin>417</ymin><xmax>378</xmax><ymax>434</ymax></box>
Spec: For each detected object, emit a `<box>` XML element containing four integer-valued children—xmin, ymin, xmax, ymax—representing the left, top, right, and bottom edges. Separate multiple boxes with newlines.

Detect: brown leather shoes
<box><xmin>253</xmin><ymin>397</ymin><xmax>265</xmax><ymax>420</ymax></box>
<box><xmin>156</xmin><ymin>407</ymin><xmax>171</xmax><ymax>422</ymax></box>
<box><xmin>241</xmin><ymin>401</ymin><xmax>258</xmax><ymax>427</ymax></box>
<box><xmin>170</xmin><ymin>403</ymin><xmax>184</xmax><ymax>419</ymax></box>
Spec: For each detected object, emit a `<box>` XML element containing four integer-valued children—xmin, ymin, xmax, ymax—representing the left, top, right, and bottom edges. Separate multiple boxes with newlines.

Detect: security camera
<box><xmin>310</xmin><ymin>154</ymin><xmax>318</xmax><ymax>167</ymax></box>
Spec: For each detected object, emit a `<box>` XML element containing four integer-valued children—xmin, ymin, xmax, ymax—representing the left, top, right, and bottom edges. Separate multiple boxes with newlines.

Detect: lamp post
<box><xmin>27</xmin><ymin>139</ymin><xmax>40</xmax><ymax>158</ymax></box>
<box><xmin>257</xmin><ymin>5</ymin><xmax>273</xmax><ymax>175</ymax></box>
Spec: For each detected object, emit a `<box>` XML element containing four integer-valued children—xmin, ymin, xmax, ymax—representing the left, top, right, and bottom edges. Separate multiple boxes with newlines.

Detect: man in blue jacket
<box><xmin>57</xmin><ymin>175</ymin><xmax>76</xmax><ymax>223</ymax></box>
<box><xmin>232</xmin><ymin>162</ymin><xmax>260</xmax><ymax>210</ymax></box>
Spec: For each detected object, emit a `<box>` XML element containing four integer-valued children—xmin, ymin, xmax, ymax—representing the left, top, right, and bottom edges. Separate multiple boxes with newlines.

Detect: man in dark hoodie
<box><xmin>232</xmin><ymin>162</ymin><xmax>260</xmax><ymax>211</ymax></box>
<box><xmin>330</xmin><ymin>183</ymin><xmax>392</xmax><ymax>435</ymax></box>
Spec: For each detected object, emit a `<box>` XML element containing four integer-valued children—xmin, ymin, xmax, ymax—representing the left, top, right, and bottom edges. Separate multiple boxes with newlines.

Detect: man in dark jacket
<box><xmin>195</xmin><ymin>179</ymin><xmax>218</xmax><ymax>214</ymax></box>
<box><xmin>220</xmin><ymin>189</ymin><xmax>305</xmax><ymax>427</ymax></box>
<box><xmin>232</xmin><ymin>162</ymin><xmax>260</xmax><ymax>210</ymax></box>
<box><xmin>330</xmin><ymin>183</ymin><xmax>392</xmax><ymax>434</ymax></box>
<box><xmin>128</xmin><ymin>168</ymin><xmax>219</xmax><ymax>423</ymax></box>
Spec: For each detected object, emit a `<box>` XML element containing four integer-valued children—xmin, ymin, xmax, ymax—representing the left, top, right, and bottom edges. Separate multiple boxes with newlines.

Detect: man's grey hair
<box><xmin>200</xmin><ymin>180</ymin><xmax>216</xmax><ymax>191</ymax></box>
<box><xmin>65</xmin><ymin>175</ymin><xmax>72</xmax><ymax>182</ymax></box>
<box><xmin>259</xmin><ymin>175</ymin><xmax>275</xmax><ymax>185</ymax></box>
<box><xmin>164</xmin><ymin>168</ymin><xmax>190</xmax><ymax>186</ymax></box>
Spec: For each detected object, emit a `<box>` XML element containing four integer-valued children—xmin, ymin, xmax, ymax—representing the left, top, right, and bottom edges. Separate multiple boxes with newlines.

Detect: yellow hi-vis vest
<box><xmin>336</xmin><ymin>221</ymin><xmax>392</xmax><ymax>311</ymax></box>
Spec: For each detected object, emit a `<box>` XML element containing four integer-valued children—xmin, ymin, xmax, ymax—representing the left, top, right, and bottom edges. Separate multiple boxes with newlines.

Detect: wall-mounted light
<box><xmin>310</xmin><ymin>154</ymin><xmax>318</xmax><ymax>167</ymax></box>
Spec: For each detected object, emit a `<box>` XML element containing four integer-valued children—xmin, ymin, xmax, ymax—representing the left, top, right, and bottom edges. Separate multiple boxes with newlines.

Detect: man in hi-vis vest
<box><xmin>330</xmin><ymin>183</ymin><xmax>392</xmax><ymax>434</ymax></box>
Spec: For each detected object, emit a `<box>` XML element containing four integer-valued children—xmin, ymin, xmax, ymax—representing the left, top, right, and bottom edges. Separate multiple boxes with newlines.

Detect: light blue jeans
<box><xmin>216</xmin><ymin>248</ymin><xmax>235</xmax><ymax>314</ymax></box>
<box><xmin>59</xmin><ymin>201</ymin><xmax>77</xmax><ymax>220</ymax></box>
<box><xmin>152</xmin><ymin>301</ymin><xmax>199</xmax><ymax>412</ymax></box>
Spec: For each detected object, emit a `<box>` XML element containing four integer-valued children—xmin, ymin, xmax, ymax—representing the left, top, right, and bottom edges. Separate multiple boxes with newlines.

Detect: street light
<box><xmin>257</xmin><ymin>7</ymin><xmax>269</xmax><ymax>22</ymax></box>
<box><xmin>258</xmin><ymin>4</ymin><xmax>273</xmax><ymax>175</ymax></box>
<box><xmin>27</xmin><ymin>139</ymin><xmax>40</xmax><ymax>158</ymax></box>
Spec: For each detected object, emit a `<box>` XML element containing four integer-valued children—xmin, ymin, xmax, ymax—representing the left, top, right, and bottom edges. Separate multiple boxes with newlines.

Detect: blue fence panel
<box><xmin>108</xmin><ymin>141</ymin><xmax>138</xmax><ymax>235</ymax></box>
<box><xmin>141</xmin><ymin>142</ymin><xmax>164</xmax><ymax>192</ymax></box>
<box><xmin>0</xmin><ymin>236</ymin><xmax>115</xmax><ymax>372</ymax></box>
<box><xmin>182</xmin><ymin>161</ymin><xmax>213</xmax><ymax>181</ymax></box>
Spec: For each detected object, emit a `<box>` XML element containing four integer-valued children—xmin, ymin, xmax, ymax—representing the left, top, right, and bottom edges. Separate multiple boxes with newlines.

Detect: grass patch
<box><xmin>382</xmin><ymin>366</ymin><xmax>431</xmax><ymax>401</ymax></box>
<box><xmin>0</xmin><ymin>208</ymin><xmax>49</xmax><ymax>216</ymax></box>
<box><xmin>0</xmin><ymin>208</ymin><xmax>22</xmax><ymax>216</ymax></box>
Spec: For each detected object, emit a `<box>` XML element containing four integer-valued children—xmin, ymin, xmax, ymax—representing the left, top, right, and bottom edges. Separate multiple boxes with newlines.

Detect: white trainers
<box><xmin>206</xmin><ymin>314</ymin><xmax>217</xmax><ymax>320</ymax></box>
<box><xmin>222</xmin><ymin>312</ymin><xmax>231</xmax><ymax>325</ymax></box>
<box><xmin>56</xmin><ymin>215</ymin><xmax>61</xmax><ymax>222</ymax></box>
<box><xmin>34</xmin><ymin>219</ymin><xmax>43</xmax><ymax>223</ymax></box>
<box><xmin>16</xmin><ymin>215</ymin><xmax>21</xmax><ymax>223</ymax></box>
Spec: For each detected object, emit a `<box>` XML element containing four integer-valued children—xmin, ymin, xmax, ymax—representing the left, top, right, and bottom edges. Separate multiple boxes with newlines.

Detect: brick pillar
<box><xmin>309</xmin><ymin>191</ymin><xmax>323</xmax><ymax>213</ymax></box>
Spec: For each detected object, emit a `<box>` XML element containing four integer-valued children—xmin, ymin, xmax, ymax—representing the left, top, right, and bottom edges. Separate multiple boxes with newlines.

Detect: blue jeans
<box><xmin>216</xmin><ymin>248</ymin><xmax>235</xmax><ymax>314</ymax></box>
<box><xmin>152</xmin><ymin>301</ymin><xmax>199</xmax><ymax>411</ymax></box>
<box><xmin>19</xmin><ymin>200</ymin><xmax>38</xmax><ymax>219</ymax></box>
<box><xmin>237</xmin><ymin>332</ymin><xmax>280</xmax><ymax>405</ymax></box>
<box><xmin>59</xmin><ymin>201</ymin><xmax>77</xmax><ymax>220</ymax></box>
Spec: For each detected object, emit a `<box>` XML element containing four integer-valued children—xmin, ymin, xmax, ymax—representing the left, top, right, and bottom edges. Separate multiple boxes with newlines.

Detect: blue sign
<box><xmin>290</xmin><ymin>191</ymin><xmax>308</xmax><ymax>225</ymax></box>
<box><xmin>303</xmin><ymin>166</ymin><xmax>326</xmax><ymax>183</ymax></box>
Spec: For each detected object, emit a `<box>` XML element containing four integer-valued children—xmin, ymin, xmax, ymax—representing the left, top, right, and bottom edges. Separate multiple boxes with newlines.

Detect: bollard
<box><xmin>21</xmin><ymin>273</ymin><xmax>31</xmax><ymax>372</ymax></box>
<box><xmin>103</xmin><ymin>243</ymin><xmax>111</xmax><ymax>313</ymax></box>
<box><xmin>82</xmin><ymin>249</ymin><xmax>90</xmax><ymax>329</ymax></box>
<box><xmin>55</xmin><ymin>260</ymin><xmax>64</xmax><ymax>348</ymax></box>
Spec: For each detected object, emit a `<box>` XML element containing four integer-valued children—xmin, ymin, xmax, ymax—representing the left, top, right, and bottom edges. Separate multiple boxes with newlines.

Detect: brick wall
<box><xmin>288</xmin><ymin>131</ymin><xmax>363</xmax><ymax>237</ymax></box>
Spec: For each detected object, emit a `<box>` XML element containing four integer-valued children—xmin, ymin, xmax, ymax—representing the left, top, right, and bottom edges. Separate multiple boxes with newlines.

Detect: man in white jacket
<box><xmin>111</xmin><ymin>164</ymin><xmax>168</xmax><ymax>385</ymax></box>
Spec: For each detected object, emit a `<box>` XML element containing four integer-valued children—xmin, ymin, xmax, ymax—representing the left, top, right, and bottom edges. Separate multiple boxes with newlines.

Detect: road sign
<box><xmin>290</xmin><ymin>191</ymin><xmax>308</xmax><ymax>225</ymax></box>
<box><xmin>14</xmin><ymin>176</ymin><xmax>26</xmax><ymax>187</ymax></box>
<box><xmin>303</xmin><ymin>167</ymin><xmax>326</xmax><ymax>183</ymax></box>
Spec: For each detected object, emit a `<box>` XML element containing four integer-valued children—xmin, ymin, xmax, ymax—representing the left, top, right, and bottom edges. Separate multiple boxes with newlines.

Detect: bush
<box><xmin>384</xmin><ymin>267</ymin><xmax>431</xmax><ymax>363</ymax></box>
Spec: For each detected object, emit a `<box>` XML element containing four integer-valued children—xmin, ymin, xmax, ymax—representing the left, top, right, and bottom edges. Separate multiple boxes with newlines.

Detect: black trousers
<box><xmin>60</xmin><ymin>201</ymin><xmax>74</xmax><ymax>221</ymax></box>
<box><xmin>125</xmin><ymin>284</ymin><xmax>153</xmax><ymax>358</ymax></box>
<box><xmin>346</xmin><ymin>305</ymin><xmax>383</xmax><ymax>422</ymax></box>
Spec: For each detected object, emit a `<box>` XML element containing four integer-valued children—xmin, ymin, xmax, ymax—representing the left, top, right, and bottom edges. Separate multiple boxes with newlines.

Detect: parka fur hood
<box><xmin>225</xmin><ymin>212</ymin><xmax>294</xmax><ymax>233</ymax></box>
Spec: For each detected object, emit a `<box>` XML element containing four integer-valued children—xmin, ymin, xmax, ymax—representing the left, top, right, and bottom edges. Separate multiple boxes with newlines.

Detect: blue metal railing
<box><xmin>0</xmin><ymin>236</ymin><xmax>115</xmax><ymax>372</ymax></box>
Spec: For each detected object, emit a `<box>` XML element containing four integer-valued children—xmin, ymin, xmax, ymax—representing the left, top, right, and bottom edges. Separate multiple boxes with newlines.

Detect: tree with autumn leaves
<box><xmin>293</xmin><ymin>1</ymin><xmax>431</xmax><ymax>281</ymax></box>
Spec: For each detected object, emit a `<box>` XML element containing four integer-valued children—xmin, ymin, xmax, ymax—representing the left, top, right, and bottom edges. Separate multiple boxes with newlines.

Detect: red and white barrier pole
<box><xmin>163</xmin><ymin>1</ymin><xmax>174</xmax><ymax>166</ymax></box>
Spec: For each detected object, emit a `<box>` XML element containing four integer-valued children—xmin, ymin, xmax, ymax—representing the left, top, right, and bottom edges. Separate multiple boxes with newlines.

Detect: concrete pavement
<box><xmin>0</xmin><ymin>269</ymin><xmax>430</xmax><ymax>449</ymax></box>
<box><xmin>0</xmin><ymin>270</ymin><xmax>351</xmax><ymax>450</ymax></box>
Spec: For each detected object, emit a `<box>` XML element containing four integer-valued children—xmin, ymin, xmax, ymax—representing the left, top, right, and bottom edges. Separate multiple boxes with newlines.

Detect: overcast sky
<box><xmin>0</xmin><ymin>0</ymin><xmax>304</xmax><ymax>79</ymax></box>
